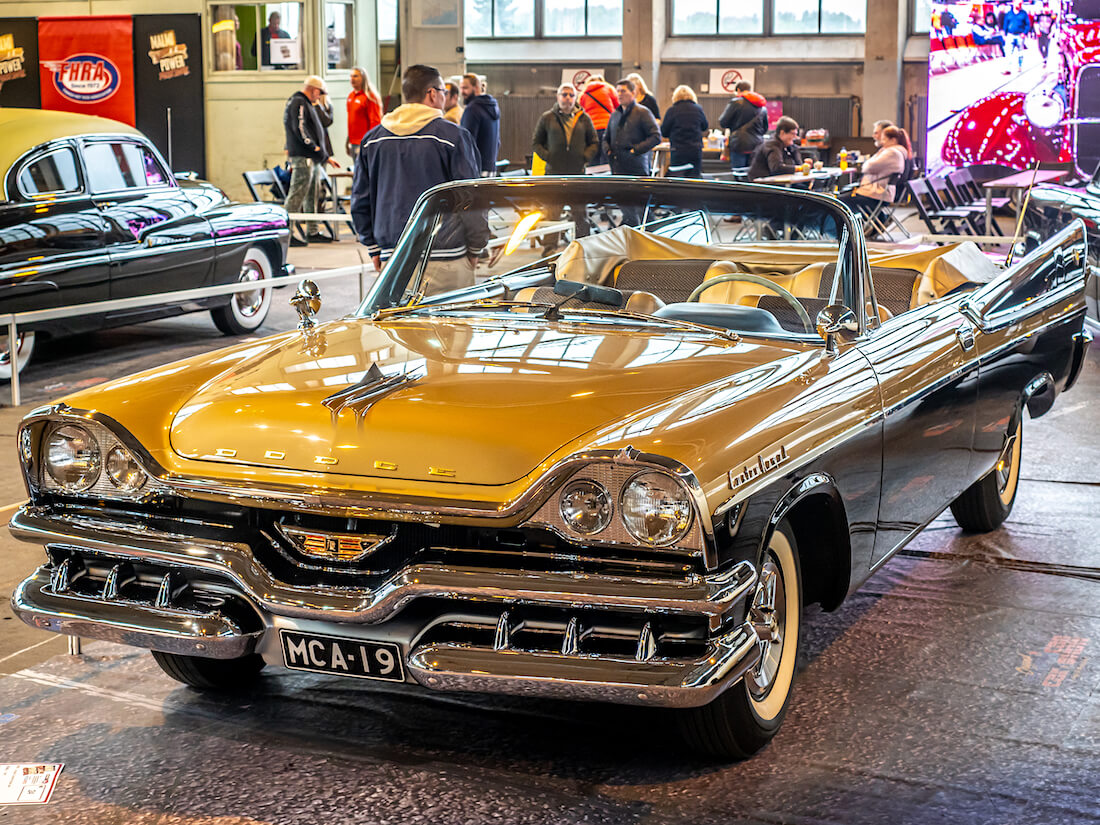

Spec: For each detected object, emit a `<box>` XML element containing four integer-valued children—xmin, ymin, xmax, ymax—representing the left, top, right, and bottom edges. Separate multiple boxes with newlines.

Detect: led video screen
<box><xmin>927</xmin><ymin>0</ymin><xmax>1100</xmax><ymax>178</ymax></box>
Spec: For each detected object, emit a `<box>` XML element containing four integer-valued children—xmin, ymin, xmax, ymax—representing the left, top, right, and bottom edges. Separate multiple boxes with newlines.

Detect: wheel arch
<box><xmin>763</xmin><ymin>473</ymin><xmax>852</xmax><ymax>612</ymax></box>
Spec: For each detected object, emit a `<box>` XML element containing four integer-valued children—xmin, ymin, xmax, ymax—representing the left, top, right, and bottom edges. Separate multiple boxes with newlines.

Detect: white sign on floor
<box><xmin>0</xmin><ymin>763</ymin><xmax>63</xmax><ymax>804</ymax></box>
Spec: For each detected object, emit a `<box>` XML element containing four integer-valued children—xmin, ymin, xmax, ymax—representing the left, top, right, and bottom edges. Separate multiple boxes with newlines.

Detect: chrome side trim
<box><xmin>407</xmin><ymin>619</ymin><xmax>760</xmax><ymax>708</ymax></box>
<box><xmin>11</xmin><ymin>567</ymin><xmax>260</xmax><ymax>659</ymax></box>
<box><xmin>8</xmin><ymin>507</ymin><xmax>756</xmax><ymax>623</ymax></box>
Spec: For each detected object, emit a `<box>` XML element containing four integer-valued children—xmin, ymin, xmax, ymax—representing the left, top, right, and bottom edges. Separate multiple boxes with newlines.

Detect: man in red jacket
<box><xmin>719</xmin><ymin>81</ymin><xmax>768</xmax><ymax>171</ymax></box>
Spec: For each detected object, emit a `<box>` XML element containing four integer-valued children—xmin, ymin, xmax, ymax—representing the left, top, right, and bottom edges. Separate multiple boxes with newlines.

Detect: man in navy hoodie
<box><xmin>460</xmin><ymin>73</ymin><xmax>501</xmax><ymax>175</ymax></box>
<box><xmin>351</xmin><ymin>64</ymin><xmax>488</xmax><ymax>294</ymax></box>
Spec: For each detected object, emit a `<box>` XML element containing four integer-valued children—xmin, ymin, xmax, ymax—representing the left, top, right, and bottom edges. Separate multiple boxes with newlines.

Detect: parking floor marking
<box><xmin>0</xmin><ymin>637</ymin><xmax>63</xmax><ymax>666</ymax></box>
<box><xmin>11</xmin><ymin>670</ymin><xmax>173</xmax><ymax>715</ymax></box>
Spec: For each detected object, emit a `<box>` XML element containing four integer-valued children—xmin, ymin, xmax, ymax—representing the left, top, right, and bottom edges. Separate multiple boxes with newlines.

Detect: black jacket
<box><xmin>660</xmin><ymin>100</ymin><xmax>709</xmax><ymax>157</ymax></box>
<box><xmin>603</xmin><ymin>102</ymin><xmax>661</xmax><ymax>175</ymax></box>
<box><xmin>460</xmin><ymin>94</ymin><xmax>501</xmax><ymax>174</ymax></box>
<box><xmin>532</xmin><ymin>106</ymin><xmax>598</xmax><ymax>174</ymax></box>
<box><xmin>638</xmin><ymin>92</ymin><xmax>661</xmax><ymax>122</ymax></box>
<box><xmin>283</xmin><ymin>91</ymin><xmax>330</xmax><ymax>161</ymax></box>
<box><xmin>748</xmin><ymin>137</ymin><xmax>802</xmax><ymax>180</ymax></box>
<box><xmin>719</xmin><ymin>94</ymin><xmax>768</xmax><ymax>154</ymax></box>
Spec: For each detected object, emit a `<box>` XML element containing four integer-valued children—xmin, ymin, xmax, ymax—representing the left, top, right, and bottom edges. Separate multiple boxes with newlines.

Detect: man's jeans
<box><xmin>285</xmin><ymin>156</ymin><xmax>321</xmax><ymax>235</ymax></box>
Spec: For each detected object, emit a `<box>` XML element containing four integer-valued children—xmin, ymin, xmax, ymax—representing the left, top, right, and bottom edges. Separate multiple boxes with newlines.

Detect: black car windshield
<box><xmin>357</xmin><ymin>178</ymin><xmax>860</xmax><ymax>336</ymax></box>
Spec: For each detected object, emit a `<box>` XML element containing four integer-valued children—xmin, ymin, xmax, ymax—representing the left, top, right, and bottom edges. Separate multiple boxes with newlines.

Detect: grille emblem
<box><xmin>275</xmin><ymin>524</ymin><xmax>396</xmax><ymax>562</ymax></box>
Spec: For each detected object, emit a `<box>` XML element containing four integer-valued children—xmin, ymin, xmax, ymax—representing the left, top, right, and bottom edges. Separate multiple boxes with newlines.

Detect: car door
<box><xmin>858</xmin><ymin>292</ymin><xmax>980</xmax><ymax>565</ymax></box>
<box><xmin>0</xmin><ymin>141</ymin><xmax>111</xmax><ymax>333</ymax></box>
<box><xmin>82</xmin><ymin>138</ymin><xmax>214</xmax><ymax>306</ymax></box>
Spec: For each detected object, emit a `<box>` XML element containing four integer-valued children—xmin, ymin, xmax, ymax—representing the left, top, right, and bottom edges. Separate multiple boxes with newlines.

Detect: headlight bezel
<box><xmin>44</xmin><ymin>423</ymin><xmax>102</xmax><ymax>492</ymax></box>
<box><xmin>618</xmin><ymin>470</ymin><xmax>695</xmax><ymax>547</ymax></box>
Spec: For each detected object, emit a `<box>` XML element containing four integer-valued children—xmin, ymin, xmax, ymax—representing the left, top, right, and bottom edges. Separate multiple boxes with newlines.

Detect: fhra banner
<box><xmin>38</xmin><ymin>16</ymin><xmax>135</xmax><ymax>125</ymax></box>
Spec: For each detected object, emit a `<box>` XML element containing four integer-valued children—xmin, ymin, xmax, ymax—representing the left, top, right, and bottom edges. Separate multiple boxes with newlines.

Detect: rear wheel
<box><xmin>0</xmin><ymin>331</ymin><xmax>36</xmax><ymax>380</ymax></box>
<box><xmin>151</xmin><ymin>650</ymin><xmax>266</xmax><ymax>691</ymax></box>
<box><xmin>677</xmin><ymin>519</ymin><xmax>802</xmax><ymax>760</ymax></box>
<box><xmin>950</xmin><ymin>414</ymin><xmax>1023</xmax><ymax>532</ymax></box>
<box><xmin>211</xmin><ymin>246</ymin><xmax>273</xmax><ymax>335</ymax></box>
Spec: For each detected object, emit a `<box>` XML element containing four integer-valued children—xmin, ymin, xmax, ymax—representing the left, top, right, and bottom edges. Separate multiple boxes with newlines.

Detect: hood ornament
<box><xmin>291</xmin><ymin>280</ymin><xmax>321</xmax><ymax>329</ymax></box>
<box><xmin>322</xmin><ymin>362</ymin><xmax>423</xmax><ymax>424</ymax></box>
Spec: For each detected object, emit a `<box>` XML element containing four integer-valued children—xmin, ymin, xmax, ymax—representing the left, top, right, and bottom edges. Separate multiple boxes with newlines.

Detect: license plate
<box><xmin>279</xmin><ymin>630</ymin><xmax>405</xmax><ymax>682</ymax></box>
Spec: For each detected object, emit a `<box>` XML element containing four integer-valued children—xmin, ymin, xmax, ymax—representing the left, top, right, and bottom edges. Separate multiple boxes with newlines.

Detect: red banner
<box><xmin>38</xmin><ymin>16</ymin><xmax>135</xmax><ymax>124</ymax></box>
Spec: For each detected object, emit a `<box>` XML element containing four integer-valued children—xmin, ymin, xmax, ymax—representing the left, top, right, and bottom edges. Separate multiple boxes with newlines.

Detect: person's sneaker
<box><xmin>290</xmin><ymin>237</ymin><xmax>308</xmax><ymax>247</ymax></box>
<box><xmin>306</xmin><ymin>233</ymin><xmax>333</xmax><ymax>244</ymax></box>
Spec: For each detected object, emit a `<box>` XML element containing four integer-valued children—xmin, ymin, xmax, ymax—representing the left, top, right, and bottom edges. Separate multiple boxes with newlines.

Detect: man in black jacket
<box><xmin>460</xmin><ymin>73</ymin><xmax>501</xmax><ymax>175</ymax></box>
<box><xmin>719</xmin><ymin>81</ymin><xmax>768</xmax><ymax>170</ymax></box>
<box><xmin>602</xmin><ymin>78</ymin><xmax>661</xmax><ymax>177</ymax></box>
<box><xmin>748</xmin><ymin>116</ymin><xmax>803</xmax><ymax>180</ymax></box>
<box><xmin>283</xmin><ymin>76</ymin><xmax>338</xmax><ymax>245</ymax></box>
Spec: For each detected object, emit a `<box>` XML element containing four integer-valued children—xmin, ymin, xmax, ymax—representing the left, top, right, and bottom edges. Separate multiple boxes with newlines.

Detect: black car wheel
<box><xmin>677</xmin><ymin>519</ymin><xmax>802</xmax><ymax>760</ymax></box>
<box><xmin>951</xmin><ymin>414</ymin><xmax>1022</xmax><ymax>532</ymax></box>
<box><xmin>151</xmin><ymin>650</ymin><xmax>266</xmax><ymax>691</ymax></box>
<box><xmin>211</xmin><ymin>246</ymin><xmax>274</xmax><ymax>335</ymax></box>
<box><xmin>0</xmin><ymin>331</ymin><xmax>36</xmax><ymax>380</ymax></box>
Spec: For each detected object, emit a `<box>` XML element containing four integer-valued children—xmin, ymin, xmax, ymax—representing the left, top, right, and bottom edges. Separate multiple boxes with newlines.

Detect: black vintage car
<box><xmin>0</xmin><ymin>108</ymin><xmax>292</xmax><ymax>377</ymax></box>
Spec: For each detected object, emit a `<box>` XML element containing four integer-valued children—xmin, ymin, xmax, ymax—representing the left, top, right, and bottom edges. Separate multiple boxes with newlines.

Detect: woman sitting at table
<box><xmin>660</xmin><ymin>85</ymin><xmax>709</xmax><ymax>178</ymax></box>
<box><xmin>747</xmin><ymin>117</ymin><xmax>802</xmax><ymax>180</ymax></box>
<box><xmin>838</xmin><ymin>126</ymin><xmax>910</xmax><ymax>213</ymax></box>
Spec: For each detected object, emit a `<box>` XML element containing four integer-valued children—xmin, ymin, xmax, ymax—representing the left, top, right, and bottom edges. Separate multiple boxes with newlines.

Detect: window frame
<box><xmin>465</xmin><ymin>0</ymin><xmax>621</xmax><ymax>40</ymax></box>
<box><xmin>909</xmin><ymin>0</ymin><xmax>931</xmax><ymax>34</ymax></box>
<box><xmin>667</xmin><ymin>0</ymin><xmax>867</xmax><ymax>37</ymax></box>
<box><xmin>15</xmin><ymin>144</ymin><xmax>85</xmax><ymax>201</ymax></box>
<box><xmin>323</xmin><ymin>0</ymin><xmax>355</xmax><ymax>72</ymax></box>
<box><xmin>79</xmin><ymin>138</ymin><xmax>177</xmax><ymax>196</ymax></box>
<box><xmin>206</xmin><ymin>1</ymin><xmax>309</xmax><ymax>75</ymax></box>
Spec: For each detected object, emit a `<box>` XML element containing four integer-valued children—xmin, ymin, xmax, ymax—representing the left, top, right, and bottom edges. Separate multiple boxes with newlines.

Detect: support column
<box><xmin>621</xmin><ymin>0</ymin><xmax>664</xmax><ymax>91</ymax></box>
<box><xmin>862</xmin><ymin>0</ymin><xmax>907</xmax><ymax>134</ymax></box>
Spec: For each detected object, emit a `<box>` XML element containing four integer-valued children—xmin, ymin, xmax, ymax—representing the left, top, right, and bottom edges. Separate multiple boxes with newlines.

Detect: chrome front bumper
<box><xmin>9</xmin><ymin>506</ymin><xmax>761</xmax><ymax>708</ymax></box>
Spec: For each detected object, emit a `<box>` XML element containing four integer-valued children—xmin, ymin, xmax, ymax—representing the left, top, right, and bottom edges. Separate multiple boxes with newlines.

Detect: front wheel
<box><xmin>0</xmin><ymin>331</ymin><xmax>36</xmax><ymax>380</ymax></box>
<box><xmin>676</xmin><ymin>519</ymin><xmax>802</xmax><ymax>760</ymax></box>
<box><xmin>211</xmin><ymin>246</ymin><xmax>273</xmax><ymax>335</ymax></box>
<box><xmin>151</xmin><ymin>650</ymin><xmax>266</xmax><ymax>691</ymax></box>
<box><xmin>950</xmin><ymin>414</ymin><xmax>1023</xmax><ymax>532</ymax></box>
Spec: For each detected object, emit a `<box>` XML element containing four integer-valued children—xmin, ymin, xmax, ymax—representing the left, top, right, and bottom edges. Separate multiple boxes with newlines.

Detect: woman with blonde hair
<box><xmin>626</xmin><ymin>72</ymin><xmax>661</xmax><ymax>121</ymax></box>
<box><xmin>660</xmin><ymin>85</ymin><xmax>708</xmax><ymax>177</ymax></box>
<box><xmin>346</xmin><ymin>66</ymin><xmax>383</xmax><ymax>159</ymax></box>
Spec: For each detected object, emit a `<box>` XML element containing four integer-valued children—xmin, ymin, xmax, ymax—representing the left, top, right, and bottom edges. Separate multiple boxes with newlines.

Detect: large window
<box><xmin>210</xmin><ymin>3</ymin><xmax>303</xmax><ymax>72</ymax></box>
<box><xmin>671</xmin><ymin>0</ymin><xmax>864</xmax><ymax>34</ymax></box>
<box><xmin>378</xmin><ymin>0</ymin><xmax>398</xmax><ymax>41</ymax></box>
<box><xmin>466</xmin><ymin>0</ymin><xmax>620</xmax><ymax>37</ymax></box>
<box><xmin>911</xmin><ymin>0</ymin><xmax>931</xmax><ymax>33</ymax></box>
<box><xmin>325</xmin><ymin>1</ymin><xmax>353</xmax><ymax>68</ymax></box>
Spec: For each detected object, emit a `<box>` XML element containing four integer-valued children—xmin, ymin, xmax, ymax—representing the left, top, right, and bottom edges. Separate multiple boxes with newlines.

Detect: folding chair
<box><xmin>860</xmin><ymin>173</ymin><xmax>910</xmax><ymax>241</ymax></box>
<box><xmin>928</xmin><ymin>175</ymin><xmax>984</xmax><ymax>234</ymax></box>
<box><xmin>907</xmin><ymin>178</ymin><xmax>974</xmax><ymax>236</ymax></box>
<box><xmin>242</xmin><ymin>170</ymin><xmax>286</xmax><ymax>203</ymax></box>
<box><xmin>946</xmin><ymin>169</ymin><xmax>1006</xmax><ymax>234</ymax></box>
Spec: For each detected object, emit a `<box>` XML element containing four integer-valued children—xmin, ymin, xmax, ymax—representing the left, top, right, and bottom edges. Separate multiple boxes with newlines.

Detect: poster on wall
<box><xmin>926</xmin><ymin>0</ymin><xmax>1100</xmax><ymax>178</ymax></box>
<box><xmin>560</xmin><ymin>68</ymin><xmax>606</xmax><ymax>89</ymax></box>
<box><xmin>38</xmin><ymin>16</ymin><xmax>135</xmax><ymax>125</ymax></box>
<box><xmin>0</xmin><ymin>19</ymin><xmax>39</xmax><ymax>108</ymax></box>
<box><xmin>133</xmin><ymin>14</ymin><xmax>205</xmax><ymax>177</ymax></box>
<box><xmin>707</xmin><ymin>68</ymin><xmax>756</xmax><ymax>96</ymax></box>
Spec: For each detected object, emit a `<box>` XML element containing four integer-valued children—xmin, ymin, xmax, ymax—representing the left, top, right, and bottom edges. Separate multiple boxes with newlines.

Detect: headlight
<box><xmin>559</xmin><ymin>479</ymin><xmax>613</xmax><ymax>535</ymax></box>
<box><xmin>45</xmin><ymin>424</ymin><xmax>102</xmax><ymax>491</ymax></box>
<box><xmin>106</xmin><ymin>446</ymin><xmax>147</xmax><ymax>492</ymax></box>
<box><xmin>620</xmin><ymin>471</ymin><xmax>693</xmax><ymax>546</ymax></box>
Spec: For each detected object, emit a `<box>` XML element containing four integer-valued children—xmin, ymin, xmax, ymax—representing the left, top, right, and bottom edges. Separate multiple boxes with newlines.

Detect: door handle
<box><xmin>956</xmin><ymin>326</ymin><xmax>976</xmax><ymax>352</ymax></box>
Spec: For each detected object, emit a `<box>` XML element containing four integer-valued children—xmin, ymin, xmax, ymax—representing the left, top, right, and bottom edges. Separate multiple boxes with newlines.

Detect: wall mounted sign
<box><xmin>708</xmin><ymin>68</ymin><xmax>756</xmax><ymax>95</ymax></box>
<box><xmin>0</xmin><ymin>32</ymin><xmax>26</xmax><ymax>83</ymax></box>
<box><xmin>560</xmin><ymin>68</ymin><xmax>604</xmax><ymax>89</ymax></box>
<box><xmin>39</xmin><ymin>16</ymin><xmax>135</xmax><ymax>124</ymax></box>
<box><xmin>147</xmin><ymin>29</ymin><xmax>189</xmax><ymax>80</ymax></box>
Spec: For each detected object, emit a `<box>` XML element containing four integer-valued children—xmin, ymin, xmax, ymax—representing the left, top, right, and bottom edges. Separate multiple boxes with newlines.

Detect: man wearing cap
<box><xmin>283</xmin><ymin>76</ymin><xmax>338</xmax><ymax>245</ymax></box>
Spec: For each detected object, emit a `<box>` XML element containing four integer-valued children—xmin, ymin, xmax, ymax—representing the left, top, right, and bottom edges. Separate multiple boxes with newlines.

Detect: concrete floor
<box><xmin>0</xmin><ymin>234</ymin><xmax>1096</xmax><ymax>824</ymax></box>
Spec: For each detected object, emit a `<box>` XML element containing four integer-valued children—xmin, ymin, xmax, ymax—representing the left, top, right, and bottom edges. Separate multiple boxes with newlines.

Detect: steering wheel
<box><xmin>686</xmin><ymin>272</ymin><xmax>814</xmax><ymax>333</ymax></box>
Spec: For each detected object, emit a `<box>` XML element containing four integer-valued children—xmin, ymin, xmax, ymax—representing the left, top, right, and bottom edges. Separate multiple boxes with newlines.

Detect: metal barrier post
<box><xmin>67</xmin><ymin>636</ymin><xmax>82</xmax><ymax>656</ymax></box>
<box><xmin>8</xmin><ymin>317</ymin><xmax>19</xmax><ymax>408</ymax></box>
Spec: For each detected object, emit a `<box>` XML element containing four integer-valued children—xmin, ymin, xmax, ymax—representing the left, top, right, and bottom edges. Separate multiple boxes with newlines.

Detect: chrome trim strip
<box><xmin>407</xmin><ymin>619</ymin><xmax>761</xmax><ymax>708</ymax></box>
<box><xmin>213</xmin><ymin>230</ymin><xmax>288</xmax><ymax>246</ymax></box>
<box><xmin>8</xmin><ymin>507</ymin><xmax>756</xmax><ymax>623</ymax></box>
<box><xmin>10</xmin><ymin>567</ymin><xmax>260</xmax><ymax>659</ymax></box>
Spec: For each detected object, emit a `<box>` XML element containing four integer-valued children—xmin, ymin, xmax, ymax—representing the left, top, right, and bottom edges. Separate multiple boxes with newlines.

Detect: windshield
<box><xmin>358</xmin><ymin>178</ymin><xmax>861</xmax><ymax>337</ymax></box>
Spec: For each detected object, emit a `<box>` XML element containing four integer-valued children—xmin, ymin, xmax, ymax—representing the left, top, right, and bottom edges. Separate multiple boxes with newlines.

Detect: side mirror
<box><xmin>816</xmin><ymin>304</ymin><xmax>858</xmax><ymax>356</ymax></box>
<box><xmin>291</xmin><ymin>280</ymin><xmax>322</xmax><ymax>329</ymax></box>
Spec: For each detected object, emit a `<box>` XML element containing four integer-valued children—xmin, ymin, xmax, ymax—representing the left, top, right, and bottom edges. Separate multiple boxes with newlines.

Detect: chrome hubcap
<box><xmin>234</xmin><ymin>262</ymin><xmax>266</xmax><ymax>317</ymax></box>
<box><xmin>747</xmin><ymin>557</ymin><xmax>785</xmax><ymax>697</ymax></box>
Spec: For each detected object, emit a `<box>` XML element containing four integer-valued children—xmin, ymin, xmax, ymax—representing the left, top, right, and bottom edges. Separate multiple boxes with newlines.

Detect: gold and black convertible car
<box><xmin>9</xmin><ymin>179</ymin><xmax>1091</xmax><ymax>759</ymax></box>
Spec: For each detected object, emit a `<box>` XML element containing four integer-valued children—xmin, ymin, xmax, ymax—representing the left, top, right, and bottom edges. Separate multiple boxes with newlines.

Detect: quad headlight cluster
<box><xmin>552</xmin><ymin>469</ymin><xmax>696</xmax><ymax>548</ymax></box>
<box><xmin>33</xmin><ymin>421</ymin><xmax>156</xmax><ymax>498</ymax></box>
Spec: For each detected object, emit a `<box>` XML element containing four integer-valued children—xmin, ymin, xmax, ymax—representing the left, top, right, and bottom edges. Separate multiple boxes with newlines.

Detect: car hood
<box><xmin>168</xmin><ymin>314</ymin><xmax>802</xmax><ymax>485</ymax></box>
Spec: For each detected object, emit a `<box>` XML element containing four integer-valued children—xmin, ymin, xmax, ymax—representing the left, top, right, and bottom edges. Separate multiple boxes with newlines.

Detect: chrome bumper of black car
<box><xmin>9</xmin><ymin>506</ymin><xmax>760</xmax><ymax>707</ymax></box>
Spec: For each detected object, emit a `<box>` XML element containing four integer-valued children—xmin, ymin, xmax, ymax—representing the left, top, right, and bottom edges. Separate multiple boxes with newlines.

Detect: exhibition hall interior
<box><xmin>0</xmin><ymin>0</ymin><xmax>1097</xmax><ymax>822</ymax></box>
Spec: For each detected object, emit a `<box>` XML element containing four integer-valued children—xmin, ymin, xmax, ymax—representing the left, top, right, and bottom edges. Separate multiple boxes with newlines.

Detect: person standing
<box><xmin>579</xmin><ymin>75</ymin><xmax>619</xmax><ymax>167</ymax></box>
<box><xmin>443</xmin><ymin>81</ymin><xmax>463</xmax><ymax>124</ymax></box>
<box><xmin>253</xmin><ymin>11</ymin><xmax>290</xmax><ymax>69</ymax></box>
<box><xmin>284</xmin><ymin>76</ymin><xmax>338</xmax><ymax>246</ymax></box>
<box><xmin>351</xmin><ymin>64</ymin><xmax>486</xmax><ymax>291</ymax></box>
<box><xmin>719</xmin><ymin>81</ymin><xmax>768</xmax><ymax>170</ymax></box>
<box><xmin>603</xmin><ymin>78</ymin><xmax>661</xmax><ymax>178</ymax></box>
<box><xmin>626</xmin><ymin>72</ymin><xmax>661</xmax><ymax>122</ymax></box>
<box><xmin>747</xmin><ymin>116</ymin><xmax>802</xmax><ymax>180</ymax></box>
<box><xmin>660</xmin><ymin>86</ymin><xmax>709</xmax><ymax>178</ymax></box>
<box><xmin>1035</xmin><ymin>5</ymin><xmax>1054</xmax><ymax>61</ymax></box>
<box><xmin>459</xmin><ymin>72</ymin><xmax>501</xmax><ymax>176</ymax></box>
<box><xmin>1001</xmin><ymin>0</ymin><xmax>1032</xmax><ymax>72</ymax></box>
<box><xmin>346</xmin><ymin>67</ymin><xmax>382</xmax><ymax>160</ymax></box>
<box><xmin>532</xmin><ymin>83</ymin><xmax>598</xmax><ymax>250</ymax></box>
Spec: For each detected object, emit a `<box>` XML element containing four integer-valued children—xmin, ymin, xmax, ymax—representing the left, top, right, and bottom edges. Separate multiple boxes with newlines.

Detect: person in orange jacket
<box><xmin>719</xmin><ymin>81</ymin><xmax>768</xmax><ymax>170</ymax></box>
<box><xmin>578</xmin><ymin>75</ymin><xmax>619</xmax><ymax>167</ymax></box>
<box><xmin>347</xmin><ymin>66</ymin><xmax>383</xmax><ymax>160</ymax></box>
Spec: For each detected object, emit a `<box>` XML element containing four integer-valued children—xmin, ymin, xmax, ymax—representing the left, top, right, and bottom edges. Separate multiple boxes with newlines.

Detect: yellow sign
<box><xmin>148</xmin><ymin>30</ymin><xmax>189</xmax><ymax>80</ymax></box>
<box><xmin>0</xmin><ymin>33</ymin><xmax>26</xmax><ymax>83</ymax></box>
